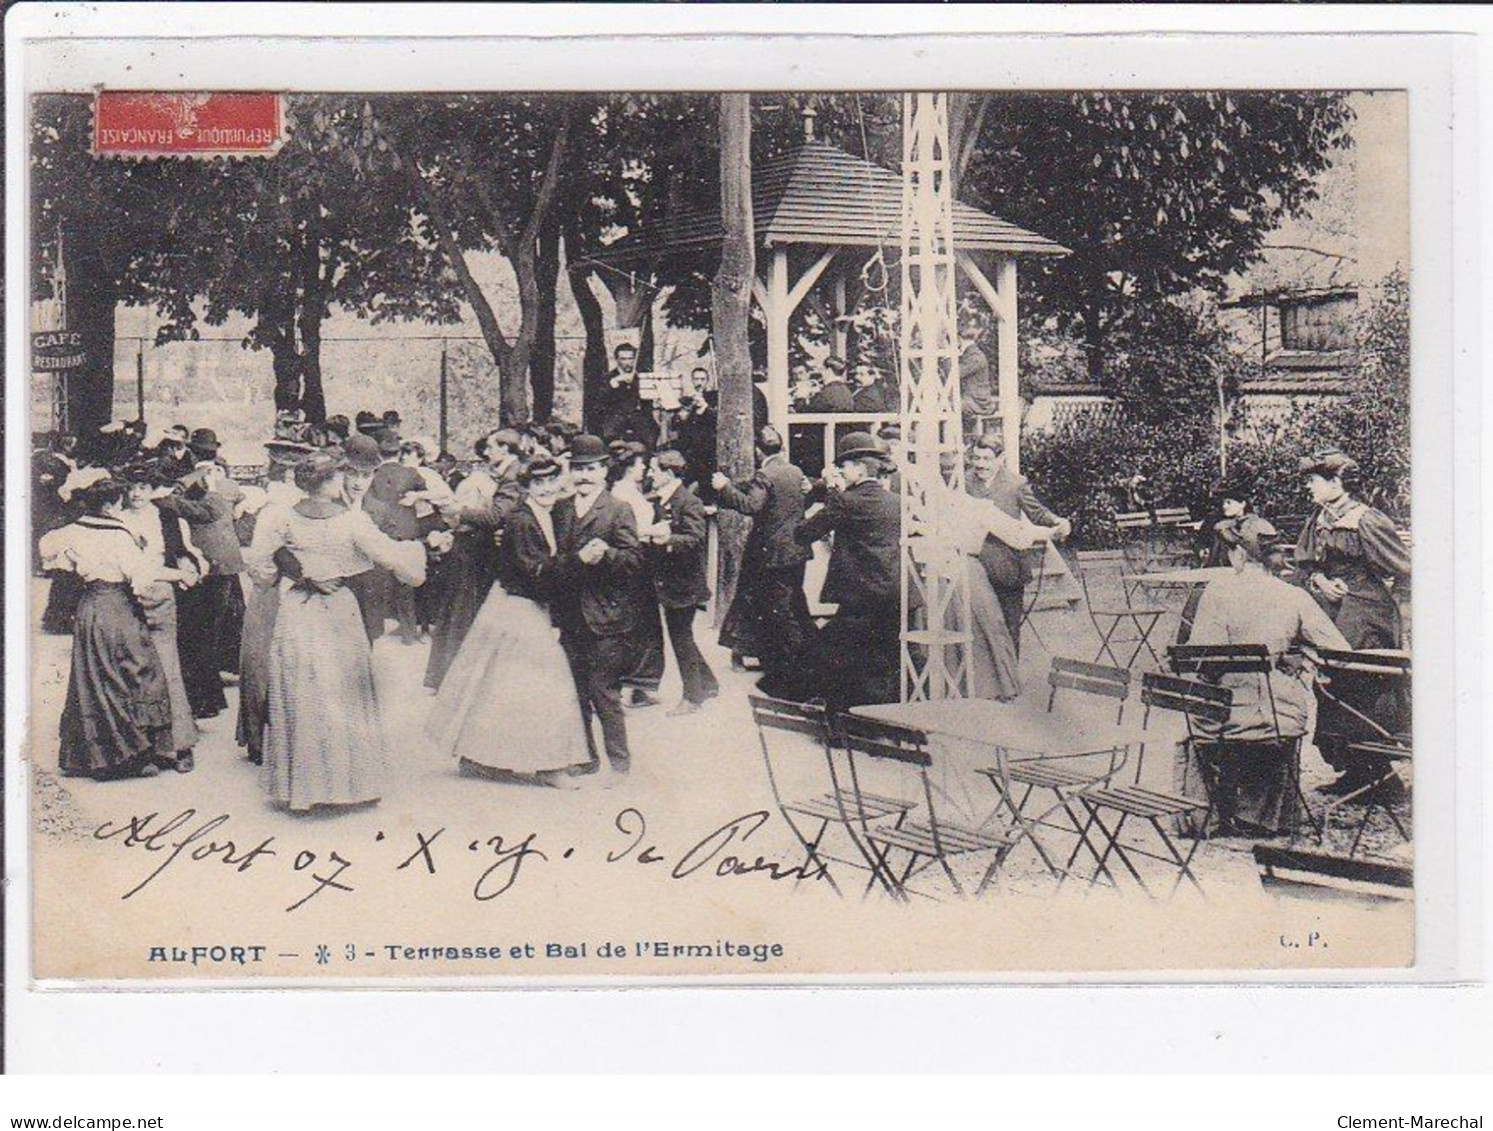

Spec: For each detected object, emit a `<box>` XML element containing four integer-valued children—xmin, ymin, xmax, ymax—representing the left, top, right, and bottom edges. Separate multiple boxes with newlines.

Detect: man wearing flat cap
<box><xmin>551</xmin><ymin>434</ymin><xmax>645</xmax><ymax>776</ymax></box>
<box><xmin>782</xmin><ymin>431</ymin><xmax>901</xmax><ymax>708</ymax></box>
<box><xmin>1294</xmin><ymin>448</ymin><xmax>1412</xmax><ymax>795</ymax></box>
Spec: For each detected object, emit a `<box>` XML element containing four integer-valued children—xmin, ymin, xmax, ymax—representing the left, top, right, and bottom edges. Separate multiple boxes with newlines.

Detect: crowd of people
<box><xmin>31</xmin><ymin>359</ymin><xmax>1409</xmax><ymax>833</ymax></box>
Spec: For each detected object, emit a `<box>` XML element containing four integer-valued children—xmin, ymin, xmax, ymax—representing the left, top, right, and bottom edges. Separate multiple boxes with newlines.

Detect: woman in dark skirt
<box><xmin>40</xmin><ymin>479</ymin><xmax>192</xmax><ymax>780</ymax></box>
<box><xmin>608</xmin><ymin>442</ymin><xmax>665</xmax><ymax>708</ymax></box>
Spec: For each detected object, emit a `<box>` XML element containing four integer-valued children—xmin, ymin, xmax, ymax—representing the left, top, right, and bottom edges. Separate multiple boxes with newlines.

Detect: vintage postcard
<box><xmin>9</xmin><ymin>26</ymin><xmax>1458</xmax><ymax>986</ymax></box>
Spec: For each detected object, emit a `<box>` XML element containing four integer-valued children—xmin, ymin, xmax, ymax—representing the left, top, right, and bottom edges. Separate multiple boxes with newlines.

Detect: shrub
<box><xmin>1022</xmin><ymin>271</ymin><xmax>1411</xmax><ymax>543</ymax></box>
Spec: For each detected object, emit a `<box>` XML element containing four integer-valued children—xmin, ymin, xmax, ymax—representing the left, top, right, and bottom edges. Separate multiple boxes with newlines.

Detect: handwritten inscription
<box><xmin>90</xmin><ymin>805</ymin><xmax>830</xmax><ymax>913</ymax></box>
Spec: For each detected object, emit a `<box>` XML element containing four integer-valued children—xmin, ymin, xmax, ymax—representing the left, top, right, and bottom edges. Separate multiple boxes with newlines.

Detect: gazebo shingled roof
<box><xmin>580</xmin><ymin>139</ymin><xmax>1070</xmax><ymax>264</ymax></box>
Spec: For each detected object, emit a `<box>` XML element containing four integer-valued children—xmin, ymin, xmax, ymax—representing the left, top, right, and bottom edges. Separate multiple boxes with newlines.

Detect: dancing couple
<box><xmin>427</xmin><ymin>436</ymin><xmax>642</xmax><ymax>788</ymax></box>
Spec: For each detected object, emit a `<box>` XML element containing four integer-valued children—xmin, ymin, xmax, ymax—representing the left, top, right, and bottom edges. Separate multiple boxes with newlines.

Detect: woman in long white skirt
<box><xmin>427</xmin><ymin>456</ymin><xmax>590</xmax><ymax>787</ymax></box>
<box><xmin>246</xmin><ymin>453</ymin><xmax>426</xmax><ymax>813</ymax></box>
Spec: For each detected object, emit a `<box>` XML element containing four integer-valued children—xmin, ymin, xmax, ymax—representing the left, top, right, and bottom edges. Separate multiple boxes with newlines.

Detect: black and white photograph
<box><xmin>12</xmin><ymin>32</ymin><xmax>1447</xmax><ymax>987</ymax></box>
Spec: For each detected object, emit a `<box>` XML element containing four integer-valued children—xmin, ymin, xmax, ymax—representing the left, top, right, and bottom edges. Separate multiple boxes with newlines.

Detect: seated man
<box><xmin>1176</xmin><ymin>518</ymin><xmax>1350</xmax><ymax>837</ymax></box>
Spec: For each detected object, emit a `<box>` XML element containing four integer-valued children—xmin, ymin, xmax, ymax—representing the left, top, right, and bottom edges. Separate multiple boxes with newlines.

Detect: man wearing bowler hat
<box><xmin>550</xmin><ymin>434</ymin><xmax>645</xmax><ymax>777</ymax></box>
<box><xmin>158</xmin><ymin>451</ymin><xmax>247</xmax><ymax>718</ymax></box>
<box><xmin>788</xmin><ymin>430</ymin><xmax>901</xmax><ymax>709</ymax></box>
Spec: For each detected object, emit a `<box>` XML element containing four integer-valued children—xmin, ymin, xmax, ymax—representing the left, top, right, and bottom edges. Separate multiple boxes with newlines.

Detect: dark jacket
<box><xmin>716</xmin><ymin>454</ymin><xmax>811</xmax><ymax>571</ymax></box>
<box><xmin>158</xmin><ymin>482</ymin><xmax>245</xmax><ymax>575</ymax></box>
<box><xmin>594</xmin><ymin>371</ymin><xmax>658</xmax><ymax>444</ymax></box>
<box><xmin>852</xmin><ymin>381</ymin><xmax>895</xmax><ymax>414</ymax></box>
<box><xmin>969</xmin><ymin>467</ymin><xmax>1059</xmax><ymax>589</ymax></box>
<box><xmin>806</xmin><ymin>381</ymin><xmax>856</xmax><ymax>414</ymax></box>
<box><xmin>552</xmin><ymin>490</ymin><xmax>644</xmax><ymax>638</ymax></box>
<box><xmin>498</xmin><ymin>501</ymin><xmax>560</xmax><ymax>607</ymax></box>
<box><xmin>363</xmin><ymin>461</ymin><xmax>429</xmax><ymax>541</ymax></box>
<box><xmin>795</xmin><ymin>478</ymin><xmax>899</xmax><ymax>606</ymax></box>
<box><xmin>648</xmin><ymin>483</ymin><xmax>711</xmax><ymax>609</ymax></box>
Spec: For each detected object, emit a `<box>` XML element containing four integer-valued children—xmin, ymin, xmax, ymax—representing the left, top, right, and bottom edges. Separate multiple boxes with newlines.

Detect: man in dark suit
<box><xmin>592</xmin><ymin>342</ymin><xmax>658</xmax><ymax>444</ymax></box>
<box><xmin>852</xmin><ymin>364</ymin><xmax>895</xmax><ymax>414</ymax></box>
<box><xmin>806</xmin><ymin>355</ymin><xmax>855</xmax><ymax>413</ymax></box>
<box><xmin>158</xmin><ymin>452</ymin><xmax>246</xmax><ymax>717</ymax></box>
<box><xmin>789</xmin><ymin>431</ymin><xmax>900</xmax><ymax>709</ymax></box>
<box><xmin>712</xmin><ymin>426</ymin><xmax>814</xmax><ymax>683</ymax></box>
<box><xmin>967</xmin><ymin>431</ymin><xmax>1070</xmax><ymax>655</ymax></box>
<box><xmin>642</xmin><ymin>449</ymin><xmax>718</xmax><ymax>715</ymax></box>
<box><xmin>551</xmin><ymin>434</ymin><xmax>644</xmax><ymax>776</ymax></box>
<box><xmin>361</xmin><ymin>429</ymin><xmax>430</xmax><ymax>642</ymax></box>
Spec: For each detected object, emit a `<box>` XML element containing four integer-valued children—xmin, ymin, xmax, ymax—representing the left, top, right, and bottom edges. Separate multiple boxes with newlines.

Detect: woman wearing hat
<box><xmin>1294</xmin><ymin>449</ymin><xmax>1410</xmax><ymax>650</ymax></box>
<box><xmin>427</xmin><ymin>455</ymin><xmax>590</xmax><ymax>788</ymax></box>
<box><xmin>40</xmin><ymin>478</ymin><xmax>195</xmax><ymax>780</ymax></box>
<box><xmin>245</xmin><ymin>452</ymin><xmax>427</xmax><ymax>813</ymax></box>
<box><xmin>1178</xmin><ymin>516</ymin><xmax>1350</xmax><ymax>836</ymax></box>
<box><xmin>423</xmin><ymin>429</ymin><xmax>526</xmax><ymax>690</ymax></box>
<box><xmin>119</xmin><ymin>461</ymin><xmax>207</xmax><ymax>771</ymax></box>
<box><xmin>236</xmin><ymin>443</ymin><xmax>311</xmax><ymax>766</ymax></box>
<box><xmin>1294</xmin><ymin>448</ymin><xmax>1412</xmax><ymax>796</ymax></box>
<box><xmin>608</xmin><ymin>441</ymin><xmax>665</xmax><ymax>708</ymax></box>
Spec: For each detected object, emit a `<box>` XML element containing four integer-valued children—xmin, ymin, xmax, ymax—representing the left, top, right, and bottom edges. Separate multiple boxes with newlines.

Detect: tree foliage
<box><xmin>963</xmin><ymin>91</ymin><xmax>1354</xmax><ymax>375</ymax></box>
<box><xmin>141</xmin><ymin>95</ymin><xmax>461</xmax><ymax>420</ymax></box>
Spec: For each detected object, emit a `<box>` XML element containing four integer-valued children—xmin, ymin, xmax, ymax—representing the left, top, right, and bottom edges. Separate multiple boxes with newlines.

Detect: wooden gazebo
<box><xmin>576</xmin><ymin>132</ymin><xmax>1068</xmax><ymax>469</ymax></box>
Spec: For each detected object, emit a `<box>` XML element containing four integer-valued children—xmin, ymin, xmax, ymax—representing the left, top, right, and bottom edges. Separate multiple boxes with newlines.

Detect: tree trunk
<box><xmin>638</xmin><ymin>300</ymin><xmax>656</xmax><ymax>373</ymax></box>
<box><xmin>712</xmin><ymin>93</ymin><xmax>756</xmax><ymax>624</ymax></box>
<box><xmin>296</xmin><ymin>224</ymin><xmax>331</xmax><ymax>424</ymax></box>
<box><xmin>572</xmin><ymin>265</ymin><xmax>609</xmax><ymax>433</ymax></box>
<box><xmin>298</xmin><ymin>308</ymin><xmax>327</xmax><ymax>423</ymax></box>
<box><xmin>61</xmin><ymin>226</ymin><xmax>118</xmax><ymax>437</ymax></box>
<box><xmin>530</xmin><ymin>216</ymin><xmax>561</xmax><ymax>422</ymax></box>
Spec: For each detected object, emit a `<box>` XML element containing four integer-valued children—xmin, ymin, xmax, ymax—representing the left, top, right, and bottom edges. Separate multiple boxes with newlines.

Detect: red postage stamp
<box><xmin>92</xmin><ymin>91</ymin><xmax>285</xmax><ymax>157</ymax></box>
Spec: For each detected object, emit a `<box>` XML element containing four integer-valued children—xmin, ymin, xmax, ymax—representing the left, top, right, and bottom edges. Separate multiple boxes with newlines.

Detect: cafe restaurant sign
<box><xmin>32</xmin><ymin>330</ymin><xmax>87</xmax><ymax>372</ymax></box>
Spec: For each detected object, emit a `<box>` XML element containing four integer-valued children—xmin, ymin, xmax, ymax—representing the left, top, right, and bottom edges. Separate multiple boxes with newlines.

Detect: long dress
<box><xmin>611</xmin><ymin>476</ymin><xmax>665</xmax><ymax>694</ymax></box>
<box><xmin>424</xmin><ymin>467</ymin><xmax>516</xmax><ymax>690</ymax></box>
<box><xmin>236</xmin><ymin>482</ymin><xmax>304</xmax><ymax>764</ymax></box>
<box><xmin>247</xmin><ymin>503</ymin><xmax>426</xmax><ymax>812</ymax></box>
<box><xmin>939</xmin><ymin>487</ymin><xmax>1041</xmax><ymax>701</ymax></box>
<box><xmin>122</xmin><ymin>503</ymin><xmax>205</xmax><ymax>755</ymax></box>
<box><xmin>1294</xmin><ymin>497</ymin><xmax>1412</xmax><ymax>778</ymax></box>
<box><xmin>40</xmin><ymin>518</ymin><xmax>174</xmax><ymax>777</ymax></box>
<box><xmin>426</xmin><ymin>498</ymin><xmax>591</xmax><ymax>775</ymax></box>
<box><xmin>1173</xmin><ymin>565</ymin><xmax>1351</xmax><ymax>834</ymax></box>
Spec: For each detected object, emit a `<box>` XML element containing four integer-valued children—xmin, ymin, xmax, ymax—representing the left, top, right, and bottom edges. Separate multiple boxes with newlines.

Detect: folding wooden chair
<box><xmin>749</xmin><ymin>695</ymin><xmax>913</xmax><ymax>898</ymax></box>
<box><xmin>1065</xmin><ymin>672</ymin><xmax>1232</xmax><ymax>896</ymax></box>
<box><xmin>1075</xmin><ymin>550</ymin><xmax>1168</xmax><ymax>669</ymax></box>
<box><xmin>1333</xmin><ymin>740</ymin><xmax>1412</xmax><ymax>857</ymax></box>
<box><xmin>835</xmin><ymin>713</ymin><xmax>1017</xmax><ymax>900</ymax></box>
<box><xmin>1046</xmin><ymin>656</ymin><xmax>1131</xmax><ymax>724</ymax></box>
<box><xmin>980</xmin><ymin>658</ymin><xmax>1135</xmax><ymax>884</ymax></box>
<box><xmin>1314</xmin><ymin>649</ymin><xmax>1412</xmax><ymax>856</ymax></box>
<box><xmin>1170</xmin><ymin>643</ymin><xmax>1321</xmax><ymax>839</ymax></box>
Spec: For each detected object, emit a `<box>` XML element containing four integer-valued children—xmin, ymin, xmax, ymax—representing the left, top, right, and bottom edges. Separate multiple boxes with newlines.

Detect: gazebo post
<box><xmin>765</xmin><ymin>246</ymin><xmax>791</xmax><ymax>433</ymax></box>
<box><xmin>832</xmin><ymin>272</ymin><xmax>849</xmax><ymax>358</ymax></box>
<box><xmin>955</xmin><ymin>250</ymin><xmax>1021</xmax><ymax>472</ymax></box>
<box><xmin>757</xmin><ymin>244</ymin><xmax>839</xmax><ymax>437</ymax></box>
<box><xmin>997</xmin><ymin>255</ymin><xmax>1021</xmax><ymax>469</ymax></box>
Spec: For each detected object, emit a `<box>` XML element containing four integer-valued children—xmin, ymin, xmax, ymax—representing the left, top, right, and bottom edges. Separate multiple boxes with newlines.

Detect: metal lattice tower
<box><xmin>898</xmin><ymin>92</ymin><xmax>973</xmax><ymax>703</ymax></box>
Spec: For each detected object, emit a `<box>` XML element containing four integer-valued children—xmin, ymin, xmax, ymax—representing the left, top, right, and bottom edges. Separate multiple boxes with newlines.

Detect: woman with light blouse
<box><xmin>246</xmin><ymin>452</ymin><xmax>427</xmax><ymax>813</ymax></box>
<box><xmin>40</xmin><ymin>478</ymin><xmax>195</xmax><ymax>780</ymax></box>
